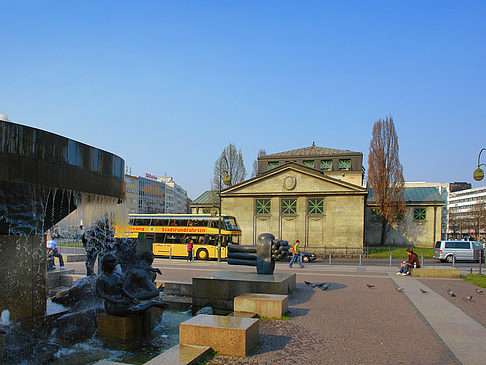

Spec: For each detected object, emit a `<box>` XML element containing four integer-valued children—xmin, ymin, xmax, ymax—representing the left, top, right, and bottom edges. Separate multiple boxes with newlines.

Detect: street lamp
<box><xmin>473</xmin><ymin>148</ymin><xmax>486</xmax><ymax>181</ymax></box>
<box><xmin>217</xmin><ymin>159</ymin><xmax>231</xmax><ymax>262</ymax></box>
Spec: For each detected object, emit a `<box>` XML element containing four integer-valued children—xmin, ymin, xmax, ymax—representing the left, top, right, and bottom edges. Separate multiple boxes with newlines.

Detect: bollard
<box><xmin>359</xmin><ymin>253</ymin><xmax>362</xmax><ymax>266</ymax></box>
<box><xmin>452</xmin><ymin>254</ymin><xmax>455</xmax><ymax>269</ymax></box>
<box><xmin>169</xmin><ymin>247</ymin><xmax>172</xmax><ymax>260</ymax></box>
<box><xmin>470</xmin><ymin>267</ymin><xmax>473</xmax><ymax>275</ymax></box>
<box><xmin>421</xmin><ymin>252</ymin><xmax>424</xmax><ymax>268</ymax></box>
<box><xmin>329</xmin><ymin>253</ymin><xmax>332</xmax><ymax>265</ymax></box>
<box><xmin>389</xmin><ymin>252</ymin><xmax>392</xmax><ymax>267</ymax></box>
<box><xmin>479</xmin><ymin>252</ymin><xmax>482</xmax><ymax>275</ymax></box>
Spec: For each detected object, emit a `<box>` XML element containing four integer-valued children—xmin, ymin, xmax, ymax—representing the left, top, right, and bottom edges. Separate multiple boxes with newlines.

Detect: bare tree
<box><xmin>251</xmin><ymin>149</ymin><xmax>266</xmax><ymax>177</ymax></box>
<box><xmin>212</xmin><ymin>143</ymin><xmax>247</xmax><ymax>191</ymax></box>
<box><xmin>367</xmin><ymin>117</ymin><xmax>406</xmax><ymax>246</ymax></box>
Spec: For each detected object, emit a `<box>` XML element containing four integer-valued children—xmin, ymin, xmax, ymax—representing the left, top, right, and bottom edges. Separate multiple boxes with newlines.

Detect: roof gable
<box><xmin>222</xmin><ymin>163</ymin><xmax>367</xmax><ymax>196</ymax></box>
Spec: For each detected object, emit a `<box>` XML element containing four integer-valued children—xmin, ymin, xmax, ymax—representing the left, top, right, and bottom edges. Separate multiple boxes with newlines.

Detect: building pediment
<box><xmin>222</xmin><ymin>163</ymin><xmax>367</xmax><ymax>197</ymax></box>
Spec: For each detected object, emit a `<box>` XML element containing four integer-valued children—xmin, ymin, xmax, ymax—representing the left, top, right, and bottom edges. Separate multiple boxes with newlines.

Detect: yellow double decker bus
<box><xmin>115</xmin><ymin>214</ymin><xmax>241</xmax><ymax>260</ymax></box>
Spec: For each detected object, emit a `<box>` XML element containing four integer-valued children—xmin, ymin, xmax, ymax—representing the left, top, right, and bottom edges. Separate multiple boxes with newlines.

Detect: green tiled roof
<box><xmin>367</xmin><ymin>187</ymin><xmax>445</xmax><ymax>204</ymax></box>
<box><xmin>191</xmin><ymin>190</ymin><xmax>218</xmax><ymax>205</ymax></box>
<box><xmin>264</xmin><ymin>145</ymin><xmax>360</xmax><ymax>158</ymax></box>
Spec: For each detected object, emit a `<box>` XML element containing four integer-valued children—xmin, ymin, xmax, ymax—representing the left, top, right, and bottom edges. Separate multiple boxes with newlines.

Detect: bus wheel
<box><xmin>197</xmin><ymin>248</ymin><xmax>209</xmax><ymax>260</ymax></box>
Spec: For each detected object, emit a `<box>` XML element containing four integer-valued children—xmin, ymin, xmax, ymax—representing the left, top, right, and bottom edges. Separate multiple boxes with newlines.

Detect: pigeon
<box><xmin>447</xmin><ymin>289</ymin><xmax>456</xmax><ymax>297</ymax></box>
<box><xmin>420</xmin><ymin>288</ymin><xmax>428</xmax><ymax>294</ymax></box>
<box><xmin>396</xmin><ymin>287</ymin><xmax>405</xmax><ymax>293</ymax></box>
<box><xmin>475</xmin><ymin>288</ymin><xmax>483</xmax><ymax>295</ymax></box>
<box><xmin>319</xmin><ymin>283</ymin><xmax>331</xmax><ymax>291</ymax></box>
<box><xmin>464</xmin><ymin>296</ymin><xmax>473</xmax><ymax>302</ymax></box>
<box><xmin>304</xmin><ymin>281</ymin><xmax>315</xmax><ymax>288</ymax></box>
<box><xmin>366</xmin><ymin>284</ymin><xmax>375</xmax><ymax>289</ymax></box>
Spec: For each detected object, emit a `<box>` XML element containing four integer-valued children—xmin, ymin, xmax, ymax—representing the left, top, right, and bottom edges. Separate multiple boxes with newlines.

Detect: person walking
<box><xmin>47</xmin><ymin>235</ymin><xmax>66</xmax><ymax>270</ymax></box>
<box><xmin>186</xmin><ymin>238</ymin><xmax>193</xmax><ymax>262</ymax></box>
<box><xmin>289</xmin><ymin>239</ymin><xmax>304</xmax><ymax>268</ymax></box>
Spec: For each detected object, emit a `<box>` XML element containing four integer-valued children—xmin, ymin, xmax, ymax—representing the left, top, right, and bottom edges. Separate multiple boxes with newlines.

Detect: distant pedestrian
<box><xmin>186</xmin><ymin>238</ymin><xmax>193</xmax><ymax>262</ymax></box>
<box><xmin>47</xmin><ymin>235</ymin><xmax>65</xmax><ymax>270</ymax></box>
<box><xmin>396</xmin><ymin>248</ymin><xmax>420</xmax><ymax>276</ymax></box>
<box><xmin>289</xmin><ymin>240</ymin><xmax>304</xmax><ymax>268</ymax></box>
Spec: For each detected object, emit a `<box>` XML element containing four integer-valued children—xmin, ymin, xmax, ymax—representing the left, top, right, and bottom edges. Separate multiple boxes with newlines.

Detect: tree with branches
<box><xmin>251</xmin><ymin>149</ymin><xmax>266</xmax><ymax>177</ymax></box>
<box><xmin>367</xmin><ymin>117</ymin><xmax>406</xmax><ymax>246</ymax></box>
<box><xmin>212</xmin><ymin>143</ymin><xmax>247</xmax><ymax>191</ymax></box>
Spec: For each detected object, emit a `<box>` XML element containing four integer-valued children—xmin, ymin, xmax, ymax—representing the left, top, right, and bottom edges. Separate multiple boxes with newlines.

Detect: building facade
<box><xmin>124</xmin><ymin>174</ymin><xmax>139</xmax><ymax>214</ymax></box>
<box><xmin>365</xmin><ymin>187</ymin><xmax>444</xmax><ymax>247</ymax></box>
<box><xmin>447</xmin><ymin>186</ymin><xmax>486</xmax><ymax>240</ymax></box>
<box><xmin>222</xmin><ymin>146</ymin><xmax>368</xmax><ymax>255</ymax></box>
<box><xmin>158</xmin><ymin>176</ymin><xmax>189</xmax><ymax>214</ymax></box>
<box><xmin>124</xmin><ymin>174</ymin><xmax>189</xmax><ymax>214</ymax></box>
<box><xmin>221</xmin><ymin>145</ymin><xmax>444</xmax><ymax>254</ymax></box>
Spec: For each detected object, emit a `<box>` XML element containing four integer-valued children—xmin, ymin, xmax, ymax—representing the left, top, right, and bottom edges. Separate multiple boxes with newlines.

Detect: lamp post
<box><xmin>473</xmin><ymin>148</ymin><xmax>486</xmax><ymax>181</ymax></box>
<box><xmin>217</xmin><ymin>158</ymin><xmax>231</xmax><ymax>262</ymax></box>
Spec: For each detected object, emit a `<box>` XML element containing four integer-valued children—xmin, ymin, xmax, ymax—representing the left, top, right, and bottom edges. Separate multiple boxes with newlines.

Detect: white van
<box><xmin>433</xmin><ymin>240</ymin><xmax>484</xmax><ymax>262</ymax></box>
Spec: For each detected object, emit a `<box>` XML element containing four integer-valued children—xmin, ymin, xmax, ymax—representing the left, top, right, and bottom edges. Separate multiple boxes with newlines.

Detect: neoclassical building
<box><xmin>221</xmin><ymin>146</ymin><xmax>368</xmax><ymax>254</ymax></box>
<box><xmin>221</xmin><ymin>145</ymin><xmax>444</xmax><ymax>252</ymax></box>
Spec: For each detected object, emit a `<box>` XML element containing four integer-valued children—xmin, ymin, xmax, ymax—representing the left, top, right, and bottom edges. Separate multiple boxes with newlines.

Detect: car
<box><xmin>433</xmin><ymin>240</ymin><xmax>484</xmax><ymax>263</ymax></box>
<box><xmin>277</xmin><ymin>252</ymin><xmax>317</xmax><ymax>263</ymax></box>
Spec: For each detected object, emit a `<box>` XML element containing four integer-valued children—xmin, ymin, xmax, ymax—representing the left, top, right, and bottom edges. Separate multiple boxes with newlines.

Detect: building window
<box><xmin>413</xmin><ymin>208</ymin><xmax>426</xmax><ymax>221</ymax></box>
<box><xmin>339</xmin><ymin>159</ymin><xmax>351</xmax><ymax>170</ymax></box>
<box><xmin>320</xmin><ymin>160</ymin><xmax>332</xmax><ymax>171</ymax></box>
<box><xmin>371</xmin><ymin>208</ymin><xmax>381</xmax><ymax>221</ymax></box>
<box><xmin>303</xmin><ymin>160</ymin><xmax>314</xmax><ymax>168</ymax></box>
<box><xmin>267</xmin><ymin>161</ymin><xmax>280</xmax><ymax>170</ymax></box>
<box><xmin>256</xmin><ymin>199</ymin><xmax>271</xmax><ymax>215</ymax></box>
<box><xmin>396</xmin><ymin>210</ymin><xmax>405</xmax><ymax>221</ymax></box>
<box><xmin>281</xmin><ymin>199</ymin><xmax>297</xmax><ymax>215</ymax></box>
<box><xmin>308</xmin><ymin>199</ymin><xmax>324</xmax><ymax>215</ymax></box>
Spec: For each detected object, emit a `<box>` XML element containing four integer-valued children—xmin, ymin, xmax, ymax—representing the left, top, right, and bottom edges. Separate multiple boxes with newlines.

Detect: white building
<box><xmin>447</xmin><ymin>186</ymin><xmax>486</xmax><ymax>239</ymax></box>
<box><xmin>158</xmin><ymin>176</ymin><xmax>188</xmax><ymax>214</ymax></box>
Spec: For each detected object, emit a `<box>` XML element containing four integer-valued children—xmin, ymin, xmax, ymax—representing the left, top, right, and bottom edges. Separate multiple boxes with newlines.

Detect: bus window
<box><xmin>155</xmin><ymin>233</ymin><xmax>165</xmax><ymax>242</ymax></box>
<box><xmin>132</xmin><ymin>218</ymin><xmax>151</xmax><ymax>226</ymax></box>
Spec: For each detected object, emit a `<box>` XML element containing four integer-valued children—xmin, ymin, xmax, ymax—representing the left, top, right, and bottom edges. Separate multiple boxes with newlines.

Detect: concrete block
<box><xmin>192</xmin><ymin>271</ymin><xmax>296</xmax><ymax>311</ymax></box>
<box><xmin>411</xmin><ymin>268</ymin><xmax>461</xmax><ymax>278</ymax></box>
<box><xmin>234</xmin><ymin>293</ymin><xmax>288</xmax><ymax>318</ymax></box>
<box><xmin>97</xmin><ymin>313</ymin><xmax>144</xmax><ymax>344</ymax></box>
<box><xmin>145</xmin><ymin>344</ymin><xmax>212</xmax><ymax>365</ymax></box>
<box><xmin>179</xmin><ymin>314</ymin><xmax>259</xmax><ymax>357</ymax></box>
<box><xmin>228</xmin><ymin>311</ymin><xmax>259</xmax><ymax>318</ymax></box>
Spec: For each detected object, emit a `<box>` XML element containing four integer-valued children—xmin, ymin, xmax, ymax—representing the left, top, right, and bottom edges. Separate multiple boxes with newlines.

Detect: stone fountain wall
<box><xmin>0</xmin><ymin>120</ymin><xmax>125</xmax><ymax>323</ymax></box>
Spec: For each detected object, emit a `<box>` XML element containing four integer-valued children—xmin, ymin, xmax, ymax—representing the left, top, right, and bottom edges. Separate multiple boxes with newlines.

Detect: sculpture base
<box><xmin>97</xmin><ymin>313</ymin><xmax>144</xmax><ymax>348</ymax></box>
<box><xmin>192</xmin><ymin>271</ymin><xmax>296</xmax><ymax>311</ymax></box>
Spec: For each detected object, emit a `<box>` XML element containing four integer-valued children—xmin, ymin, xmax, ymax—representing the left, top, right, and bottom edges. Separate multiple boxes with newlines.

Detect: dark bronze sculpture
<box><xmin>96</xmin><ymin>253</ymin><xmax>167</xmax><ymax>315</ymax></box>
<box><xmin>227</xmin><ymin>233</ymin><xmax>290</xmax><ymax>274</ymax></box>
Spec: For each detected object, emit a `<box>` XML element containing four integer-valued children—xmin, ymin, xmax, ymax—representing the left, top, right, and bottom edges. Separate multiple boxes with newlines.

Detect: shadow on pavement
<box><xmin>288</xmin><ymin>307</ymin><xmax>310</xmax><ymax>317</ymax></box>
<box><xmin>250</xmin><ymin>334</ymin><xmax>292</xmax><ymax>355</ymax></box>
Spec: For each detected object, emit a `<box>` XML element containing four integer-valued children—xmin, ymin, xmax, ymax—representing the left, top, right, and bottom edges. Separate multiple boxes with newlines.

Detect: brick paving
<box><xmin>419</xmin><ymin>278</ymin><xmax>486</xmax><ymax>328</ymax></box>
<box><xmin>207</xmin><ymin>275</ymin><xmax>458</xmax><ymax>365</ymax></box>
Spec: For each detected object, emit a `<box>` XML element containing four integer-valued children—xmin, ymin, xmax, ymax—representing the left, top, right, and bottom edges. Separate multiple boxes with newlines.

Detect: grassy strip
<box><xmin>463</xmin><ymin>274</ymin><xmax>486</xmax><ymax>288</ymax></box>
<box><xmin>367</xmin><ymin>247</ymin><xmax>434</xmax><ymax>259</ymax></box>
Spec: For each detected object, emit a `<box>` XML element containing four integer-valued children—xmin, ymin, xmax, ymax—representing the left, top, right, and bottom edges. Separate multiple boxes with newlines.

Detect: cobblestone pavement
<box><xmin>419</xmin><ymin>278</ymin><xmax>486</xmax><ymax>328</ymax></box>
<box><xmin>206</xmin><ymin>275</ymin><xmax>458</xmax><ymax>365</ymax></box>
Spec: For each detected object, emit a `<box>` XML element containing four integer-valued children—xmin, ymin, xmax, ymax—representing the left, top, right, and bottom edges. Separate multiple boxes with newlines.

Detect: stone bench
<box><xmin>410</xmin><ymin>268</ymin><xmax>461</xmax><ymax>278</ymax></box>
<box><xmin>234</xmin><ymin>293</ymin><xmax>288</xmax><ymax>319</ymax></box>
<box><xmin>179</xmin><ymin>314</ymin><xmax>259</xmax><ymax>357</ymax></box>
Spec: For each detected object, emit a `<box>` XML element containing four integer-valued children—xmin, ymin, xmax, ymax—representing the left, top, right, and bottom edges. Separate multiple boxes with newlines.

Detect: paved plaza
<box><xmin>64</xmin><ymin>259</ymin><xmax>486</xmax><ymax>364</ymax></box>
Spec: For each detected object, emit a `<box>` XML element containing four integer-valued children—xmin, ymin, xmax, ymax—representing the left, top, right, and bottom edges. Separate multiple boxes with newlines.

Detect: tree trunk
<box><xmin>380</xmin><ymin>216</ymin><xmax>387</xmax><ymax>246</ymax></box>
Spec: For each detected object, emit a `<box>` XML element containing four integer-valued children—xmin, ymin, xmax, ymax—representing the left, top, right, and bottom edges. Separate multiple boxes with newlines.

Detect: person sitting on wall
<box><xmin>47</xmin><ymin>235</ymin><xmax>66</xmax><ymax>270</ymax></box>
<box><xmin>396</xmin><ymin>248</ymin><xmax>420</xmax><ymax>276</ymax></box>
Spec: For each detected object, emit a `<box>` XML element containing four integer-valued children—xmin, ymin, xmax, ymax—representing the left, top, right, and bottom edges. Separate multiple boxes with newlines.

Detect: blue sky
<box><xmin>1</xmin><ymin>1</ymin><xmax>485</xmax><ymax>199</ymax></box>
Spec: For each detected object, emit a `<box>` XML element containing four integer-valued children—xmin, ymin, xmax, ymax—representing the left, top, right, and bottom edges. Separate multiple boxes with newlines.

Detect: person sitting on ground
<box><xmin>47</xmin><ymin>235</ymin><xmax>66</xmax><ymax>270</ymax></box>
<box><xmin>397</xmin><ymin>248</ymin><xmax>420</xmax><ymax>275</ymax></box>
